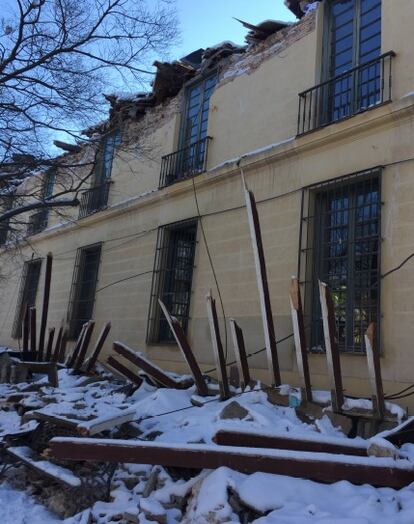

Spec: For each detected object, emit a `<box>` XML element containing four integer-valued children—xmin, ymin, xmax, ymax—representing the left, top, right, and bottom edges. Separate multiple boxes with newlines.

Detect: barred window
<box><xmin>147</xmin><ymin>219</ymin><xmax>197</xmax><ymax>343</ymax></box>
<box><xmin>299</xmin><ymin>169</ymin><xmax>381</xmax><ymax>353</ymax></box>
<box><xmin>12</xmin><ymin>259</ymin><xmax>42</xmax><ymax>339</ymax></box>
<box><xmin>67</xmin><ymin>243</ymin><xmax>102</xmax><ymax>339</ymax></box>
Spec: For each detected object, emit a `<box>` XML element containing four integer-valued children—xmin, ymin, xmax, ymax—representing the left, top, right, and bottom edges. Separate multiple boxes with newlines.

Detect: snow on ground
<box><xmin>0</xmin><ymin>483</ymin><xmax>61</xmax><ymax>523</ymax></box>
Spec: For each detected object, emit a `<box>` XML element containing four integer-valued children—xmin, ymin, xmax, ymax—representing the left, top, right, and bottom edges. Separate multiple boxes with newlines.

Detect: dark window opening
<box><xmin>298</xmin><ymin>170</ymin><xmax>381</xmax><ymax>354</ymax></box>
<box><xmin>147</xmin><ymin>219</ymin><xmax>197</xmax><ymax>343</ymax></box>
<box><xmin>67</xmin><ymin>243</ymin><xmax>102</xmax><ymax>339</ymax></box>
<box><xmin>27</xmin><ymin>170</ymin><xmax>56</xmax><ymax>236</ymax></box>
<box><xmin>12</xmin><ymin>259</ymin><xmax>42</xmax><ymax>339</ymax></box>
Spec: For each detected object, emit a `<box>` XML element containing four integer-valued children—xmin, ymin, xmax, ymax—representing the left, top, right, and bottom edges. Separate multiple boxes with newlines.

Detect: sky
<box><xmin>172</xmin><ymin>0</ymin><xmax>296</xmax><ymax>59</ymax></box>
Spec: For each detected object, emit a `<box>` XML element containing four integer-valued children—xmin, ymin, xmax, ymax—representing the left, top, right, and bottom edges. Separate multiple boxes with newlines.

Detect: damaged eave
<box><xmin>235</xmin><ymin>18</ymin><xmax>292</xmax><ymax>45</ymax></box>
<box><xmin>285</xmin><ymin>0</ymin><xmax>322</xmax><ymax>19</ymax></box>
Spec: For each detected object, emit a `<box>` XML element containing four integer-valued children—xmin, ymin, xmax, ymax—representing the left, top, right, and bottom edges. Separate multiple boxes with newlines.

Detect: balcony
<box><xmin>297</xmin><ymin>51</ymin><xmax>395</xmax><ymax>136</ymax></box>
<box><xmin>159</xmin><ymin>136</ymin><xmax>212</xmax><ymax>189</ymax></box>
<box><xmin>27</xmin><ymin>209</ymin><xmax>49</xmax><ymax>236</ymax></box>
<box><xmin>78</xmin><ymin>181</ymin><xmax>110</xmax><ymax>219</ymax></box>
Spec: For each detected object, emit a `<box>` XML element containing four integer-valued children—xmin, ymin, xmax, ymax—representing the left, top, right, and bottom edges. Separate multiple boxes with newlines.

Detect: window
<box><xmin>67</xmin><ymin>243</ymin><xmax>102</xmax><ymax>339</ymax></box>
<box><xmin>147</xmin><ymin>219</ymin><xmax>198</xmax><ymax>343</ymax></box>
<box><xmin>299</xmin><ymin>170</ymin><xmax>381</xmax><ymax>353</ymax></box>
<box><xmin>12</xmin><ymin>259</ymin><xmax>42</xmax><ymax>338</ymax></box>
<box><xmin>325</xmin><ymin>0</ymin><xmax>382</xmax><ymax>121</ymax></box>
<box><xmin>0</xmin><ymin>196</ymin><xmax>13</xmax><ymax>246</ymax></box>
<box><xmin>27</xmin><ymin>170</ymin><xmax>56</xmax><ymax>236</ymax></box>
<box><xmin>79</xmin><ymin>130</ymin><xmax>120</xmax><ymax>218</ymax></box>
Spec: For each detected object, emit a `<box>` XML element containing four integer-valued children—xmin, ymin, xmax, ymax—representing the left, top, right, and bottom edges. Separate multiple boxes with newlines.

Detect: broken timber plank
<box><xmin>73</xmin><ymin>321</ymin><xmax>95</xmax><ymax>371</ymax></box>
<box><xmin>49</xmin><ymin>438</ymin><xmax>414</xmax><ymax>489</ymax></box>
<box><xmin>51</xmin><ymin>326</ymin><xmax>63</xmax><ymax>363</ymax></box>
<box><xmin>84</xmin><ymin>322</ymin><xmax>111</xmax><ymax>373</ymax></box>
<box><xmin>319</xmin><ymin>281</ymin><xmax>344</xmax><ymax>412</ymax></box>
<box><xmin>45</xmin><ymin>327</ymin><xmax>55</xmax><ymax>362</ymax></box>
<box><xmin>58</xmin><ymin>329</ymin><xmax>68</xmax><ymax>363</ymax></box>
<box><xmin>29</xmin><ymin>307</ymin><xmax>37</xmax><ymax>357</ymax></box>
<box><xmin>76</xmin><ymin>407</ymin><xmax>137</xmax><ymax>436</ymax></box>
<box><xmin>66</xmin><ymin>323</ymin><xmax>88</xmax><ymax>368</ymax></box>
<box><xmin>22</xmin><ymin>306</ymin><xmax>30</xmax><ymax>356</ymax></box>
<box><xmin>7</xmin><ymin>446</ymin><xmax>81</xmax><ymax>488</ymax></box>
<box><xmin>158</xmin><ymin>299</ymin><xmax>208</xmax><ymax>396</ymax></box>
<box><xmin>243</xmin><ymin>185</ymin><xmax>281</xmax><ymax>386</ymax></box>
<box><xmin>365</xmin><ymin>322</ymin><xmax>385</xmax><ymax>420</ymax></box>
<box><xmin>113</xmin><ymin>341</ymin><xmax>180</xmax><ymax>389</ymax></box>
<box><xmin>229</xmin><ymin>319</ymin><xmax>250</xmax><ymax>390</ymax></box>
<box><xmin>213</xmin><ymin>429</ymin><xmax>367</xmax><ymax>456</ymax></box>
<box><xmin>206</xmin><ymin>292</ymin><xmax>230</xmax><ymax>400</ymax></box>
<box><xmin>38</xmin><ymin>253</ymin><xmax>53</xmax><ymax>361</ymax></box>
<box><xmin>289</xmin><ymin>277</ymin><xmax>312</xmax><ymax>401</ymax></box>
<box><xmin>107</xmin><ymin>356</ymin><xmax>143</xmax><ymax>387</ymax></box>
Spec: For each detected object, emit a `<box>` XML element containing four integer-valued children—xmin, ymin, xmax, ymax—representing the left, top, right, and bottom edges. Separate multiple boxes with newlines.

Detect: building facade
<box><xmin>1</xmin><ymin>0</ymin><xmax>414</xmax><ymax>408</ymax></box>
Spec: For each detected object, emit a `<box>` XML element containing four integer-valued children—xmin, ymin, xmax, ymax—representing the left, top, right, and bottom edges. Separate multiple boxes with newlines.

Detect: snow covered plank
<box><xmin>244</xmin><ymin>186</ymin><xmax>281</xmax><ymax>386</ymax></box>
<box><xmin>113</xmin><ymin>341</ymin><xmax>182</xmax><ymax>389</ymax></box>
<box><xmin>76</xmin><ymin>407</ymin><xmax>137</xmax><ymax>436</ymax></box>
<box><xmin>23</xmin><ymin>410</ymin><xmax>81</xmax><ymax>430</ymax></box>
<box><xmin>213</xmin><ymin>429</ymin><xmax>368</xmax><ymax>456</ymax></box>
<box><xmin>289</xmin><ymin>277</ymin><xmax>312</xmax><ymax>401</ymax></box>
<box><xmin>319</xmin><ymin>281</ymin><xmax>344</xmax><ymax>412</ymax></box>
<box><xmin>49</xmin><ymin>438</ymin><xmax>414</xmax><ymax>488</ymax></box>
<box><xmin>365</xmin><ymin>322</ymin><xmax>385</xmax><ymax>419</ymax></box>
<box><xmin>229</xmin><ymin>319</ymin><xmax>250</xmax><ymax>390</ymax></box>
<box><xmin>107</xmin><ymin>356</ymin><xmax>143</xmax><ymax>386</ymax></box>
<box><xmin>7</xmin><ymin>446</ymin><xmax>81</xmax><ymax>488</ymax></box>
<box><xmin>158</xmin><ymin>300</ymin><xmax>208</xmax><ymax>396</ymax></box>
<box><xmin>206</xmin><ymin>292</ymin><xmax>230</xmax><ymax>400</ymax></box>
<box><xmin>380</xmin><ymin>417</ymin><xmax>414</xmax><ymax>447</ymax></box>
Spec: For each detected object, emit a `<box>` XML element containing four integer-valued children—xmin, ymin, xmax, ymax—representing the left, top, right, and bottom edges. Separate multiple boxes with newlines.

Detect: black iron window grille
<box><xmin>159</xmin><ymin>136</ymin><xmax>211</xmax><ymax>188</ymax></box>
<box><xmin>12</xmin><ymin>258</ymin><xmax>42</xmax><ymax>339</ymax></box>
<box><xmin>78</xmin><ymin>181</ymin><xmax>111</xmax><ymax>219</ymax></box>
<box><xmin>298</xmin><ymin>169</ymin><xmax>381</xmax><ymax>354</ymax></box>
<box><xmin>298</xmin><ymin>0</ymin><xmax>393</xmax><ymax>135</ymax></box>
<box><xmin>67</xmin><ymin>243</ymin><xmax>102</xmax><ymax>339</ymax></box>
<box><xmin>147</xmin><ymin>219</ymin><xmax>198</xmax><ymax>343</ymax></box>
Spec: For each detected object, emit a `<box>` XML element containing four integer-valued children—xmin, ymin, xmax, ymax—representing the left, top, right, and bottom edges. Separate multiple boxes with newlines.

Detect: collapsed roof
<box><xmin>285</xmin><ymin>0</ymin><xmax>322</xmax><ymax>18</ymax></box>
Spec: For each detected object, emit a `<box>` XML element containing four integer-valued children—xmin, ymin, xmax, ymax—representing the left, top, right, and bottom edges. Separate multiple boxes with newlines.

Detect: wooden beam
<box><xmin>38</xmin><ymin>253</ymin><xmax>53</xmax><ymax>360</ymax></box>
<box><xmin>319</xmin><ymin>281</ymin><xmax>344</xmax><ymax>412</ymax></box>
<box><xmin>29</xmin><ymin>307</ymin><xmax>37</xmax><ymax>357</ymax></box>
<box><xmin>77</xmin><ymin>408</ymin><xmax>137</xmax><ymax>437</ymax></box>
<box><xmin>213</xmin><ymin>429</ymin><xmax>367</xmax><ymax>456</ymax></box>
<box><xmin>229</xmin><ymin>319</ymin><xmax>250</xmax><ymax>390</ymax></box>
<box><xmin>244</xmin><ymin>187</ymin><xmax>281</xmax><ymax>386</ymax></box>
<box><xmin>22</xmin><ymin>306</ymin><xmax>30</xmax><ymax>356</ymax></box>
<box><xmin>289</xmin><ymin>277</ymin><xmax>312</xmax><ymax>401</ymax></box>
<box><xmin>16</xmin><ymin>361</ymin><xmax>58</xmax><ymax>388</ymax></box>
<box><xmin>49</xmin><ymin>438</ymin><xmax>414</xmax><ymax>489</ymax></box>
<box><xmin>45</xmin><ymin>327</ymin><xmax>55</xmax><ymax>362</ymax></box>
<box><xmin>57</xmin><ymin>329</ymin><xmax>68</xmax><ymax>363</ymax></box>
<box><xmin>365</xmin><ymin>322</ymin><xmax>385</xmax><ymax>419</ymax></box>
<box><xmin>51</xmin><ymin>326</ymin><xmax>63</xmax><ymax>363</ymax></box>
<box><xmin>73</xmin><ymin>321</ymin><xmax>95</xmax><ymax>371</ymax></box>
<box><xmin>206</xmin><ymin>292</ymin><xmax>230</xmax><ymax>400</ymax></box>
<box><xmin>113</xmin><ymin>341</ymin><xmax>179</xmax><ymax>389</ymax></box>
<box><xmin>84</xmin><ymin>322</ymin><xmax>111</xmax><ymax>373</ymax></box>
<box><xmin>158</xmin><ymin>300</ymin><xmax>208</xmax><ymax>396</ymax></box>
<box><xmin>66</xmin><ymin>323</ymin><xmax>87</xmax><ymax>368</ymax></box>
<box><xmin>107</xmin><ymin>356</ymin><xmax>143</xmax><ymax>387</ymax></box>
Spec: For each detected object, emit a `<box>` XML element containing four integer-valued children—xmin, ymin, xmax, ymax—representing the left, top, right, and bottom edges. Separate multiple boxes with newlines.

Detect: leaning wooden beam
<box><xmin>84</xmin><ymin>322</ymin><xmax>111</xmax><ymax>373</ymax></box>
<box><xmin>38</xmin><ymin>253</ymin><xmax>53</xmax><ymax>361</ymax></box>
<box><xmin>213</xmin><ymin>429</ymin><xmax>367</xmax><ymax>456</ymax></box>
<box><xmin>107</xmin><ymin>356</ymin><xmax>143</xmax><ymax>387</ymax></box>
<box><xmin>22</xmin><ymin>306</ymin><xmax>30</xmax><ymax>356</ymax></box>
<box><xmin>158</xmin><ymin>300</ymin><xmax>208</xmax><ymax>396</ymax></box>
<box><xmin>29</xmin><ymin>307</ymin><xmax>37</xmax><ymax>357</ymax></box>
<box><xmin>45</xmin><ymin>327</ymin><xmax>55</xmax><ymax>362</ymax></box>
<box><xmin>319</xmin><ymin>281</ymin><xmax>344</xmax><ymax>412</ymax></box>
<box><xmin>229</xmin><ymin>319</ymin><xmax>250</xmax><ymax>390</ymax></box>
<box><xmin>365</xmin><ymin>322</ymin><xmax>385</xmax><ymax>420</ymax></box>
<box><xmin>49</xmin><ymin>438</ymin><xmax>414</xmax><ymax>489</ymax></box>
<box><xmin>243</xmin><ymin>185</ymin><xmax>281</xmax><ymax>386</ymax></box>
<box><xmin>113</xmin><ymin>341</ymin><xmax>180</xmax><ymax>389</ymax></box>
<box><xmin>289</xmin><ymin>277</ymin><xmax>312</xmax><ymax>401</ymax></box>
<box><xmin>51</xmin><ymin>326</ymin><xmax>63</xmax><ymax>363</ymax></box>
<box><xmin>66</xmin><ymin>323</ymin><xmax>87</xmax><ymax>368</ymax></box>
<box><xmin>206</xmin><ymin>292</ymin><xmax>230</xmax><ymax>400</ymax></box>
<box><xmin>73</xmin><ymin>321</ymin><xmax>95</xmax><ymax>371</ymax></box>
<box><xmin>57</xmin><ymin>329</ymin><xmax>68</xmax><ymax>363</ymax></box>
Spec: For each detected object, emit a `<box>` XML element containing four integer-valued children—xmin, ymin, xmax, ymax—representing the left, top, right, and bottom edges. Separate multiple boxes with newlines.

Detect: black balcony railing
<box><xmin>78</xmin><ymin>181</ymin><xmax>110</xmax><ymax>219</ymax></box>
<box><xmin>27</xmin><ymin>209</ymin><xmax>49</xmax><ymax>236</ymax></box>
<box><xmin>297</xmin><ymin>51</ymin><xmax>395</xmax><ymax>136</ymax></box>
<box><xmin>159</xmin><ymin>136</ymin><xmax>212</xmax><ymax>189</ymax></box>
